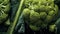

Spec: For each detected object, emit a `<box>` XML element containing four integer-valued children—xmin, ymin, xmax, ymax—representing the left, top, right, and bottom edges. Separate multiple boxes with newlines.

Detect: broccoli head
<box><xmin>23</xmin><ymin>0</ymin><xmax>58</xmax><ymax>31</ymax></box>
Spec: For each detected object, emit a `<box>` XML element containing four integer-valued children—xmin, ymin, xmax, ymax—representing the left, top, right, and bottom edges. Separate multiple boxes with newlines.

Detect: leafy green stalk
<box><xmin>7</xmin><ymin>0</ymin><xmax>24</xmax><ymax>34</ymax></box>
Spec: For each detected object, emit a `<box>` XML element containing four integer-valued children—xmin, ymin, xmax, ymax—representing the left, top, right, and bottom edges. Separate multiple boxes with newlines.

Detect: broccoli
<box><xmin>3</xmin><ymin>0</ymin><xmax>10</xmax><ymax>5</ymax></box>
<box><xmin>48</xmin><ymin>10</ymin><xmax>55</xmax><ymax>16</ymax></box>
<box><xmin>0</xmin><ymin>0</ymin><xmax>3</xmax><ymax>3</ymax></box>
<box><xmin>29</xmin><ymin>5</ymin><xmax>39</xmax><ymax>11</ymax></box>
<box><xmin>24</xmin><ymin>0</ymin><xmax>33</xmax><ymax>7</ymax></box>
<box><xmin>5</xmin><ymin>18</ymin><xmax>10</xmax><ymax>26</ymax></box>
<box><xmin>23</xmin><ymin>8</ymin><xmax>30</xmax><ymax>16</ymax></box>
<box><xmin>0</xmin><ymin>0</ymin><xmax>10</xmax><ymax>24</ymax></box>
<box><xmin>0</xmin><ymin>13</ymin><xmax>8</xmax><ymax>23</ymax></box>
<box><xmin>45</xmin><ymin>15</ymin><xmax>53</xmax><ymax>23</ymax></box>
<box><xmin>23</xmin><ymin>0</ymin><xmax>58</xmax><ymax>31</ymax></box>
<box><xmin>29</xmin><ymin>25</ymin><xmax>40</xmax><ymax>31</ymax></box>
<box><xmin>49</xmin><ymin>24</ymin><xmax>56</xmax><ymax>32</ymax></box>
<box><xmin>40</xmin><ymin>12</ymin><xmax>47</xmax><ymax>19</ymax></box>
<box><xmin>30</xmin><ymin>10</ymin><xmax>40</xmax><ymax>24</ymax></box>
<box><xmin>23</xmin><ymin>8</ymin><xmax>30</xmax><ymax>20</ymax></box>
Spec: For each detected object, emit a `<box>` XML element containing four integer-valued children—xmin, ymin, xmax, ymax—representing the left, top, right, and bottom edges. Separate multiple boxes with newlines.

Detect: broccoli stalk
<box><xmin>7</xmin><ymin>0</ymin><xmax>25</xmax><ymax>34</ymax></box>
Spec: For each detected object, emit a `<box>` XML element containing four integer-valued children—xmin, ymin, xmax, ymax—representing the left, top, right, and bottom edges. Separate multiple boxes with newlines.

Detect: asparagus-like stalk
<box><xmin>7</xmin><ymin>0</ymin><xmax>24</xmax><ymax>34</ymax></box>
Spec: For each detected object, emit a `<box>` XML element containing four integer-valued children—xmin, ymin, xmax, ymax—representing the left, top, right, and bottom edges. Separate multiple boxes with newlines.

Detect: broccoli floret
<box><xmin>23</xmin><ymin>8</ymin><xmax>30</xmax><ymax>19</ymax></box>
<box><xmin>48</xmin><ymin>10</ymin><xmax>55</xmax><ymax>16</ymax></box>
<box><xmin>30</xmin><ymin>10</ymin><xmax>40</xmax><ymax>23</ymax></box>
<box><xmin>49</xmin><ymin>24</ymin><xmax>56</xmax><ymax>32</ymax></box>
<box><xmin>40</xmin><ymin>12</ymin><xmax>47</xmax><ymax>19</ymax></box>
<box><xmin>45</xmin><ymin>15</ymin><xmax>53</xmax><ymax>23</ymax></box>
<box><xmin>29</xmin><ymin>25</ymin><xmax>40</xmax><ymax>31</ymax></box>
<box><xmin>29</xmin><ymin>5</ymin><xmax>39</xmax><ymax>11</ymax></box>
<box><xmin>54</xmin><ymin>5</ymin><xmax>58</xmax><ymax>15</ymax></box>
<box><xmin>24</xmin><ymin>0</ymin><xmax>33</xmax><ymax>7</ymax></box>
<box><xmin>34</xmin><ymin>20</ymin><xmax>42</xmax><ymax>27</ymax></box>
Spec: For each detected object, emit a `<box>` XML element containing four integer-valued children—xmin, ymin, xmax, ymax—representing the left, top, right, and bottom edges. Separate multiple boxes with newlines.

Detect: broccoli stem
<box><xmin>7</xmin><ymin>0</ymin><xmax>24</xmax><ymax>34</ymax></box>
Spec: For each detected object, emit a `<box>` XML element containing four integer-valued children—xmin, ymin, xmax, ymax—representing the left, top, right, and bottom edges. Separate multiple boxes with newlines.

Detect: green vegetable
<box><xmin>23</xmin><ymin>8</ymin><xmax>30</xmax><ymax>19</ymax></box>
<box><xmin>48</xmin><ymin>10</ymin><xmax>55</xmax><ymax>16</ymax></box>
<box><xmin>3</xmin><ymin>0</ymin><xmax>10</xmax><ymax>5</ymax></box>
<box><xmin>0</xmin><ymin>0</ymin><xmax>10</xmax><ymax>24</ymax></box>
<box><xmin>23</xmin><ymin>0</ymin><xmax>58</xmax><ymax>31</ymax></box>
<box><xmin>30</xmin><ymin>10</ymin><xmax>40</xmax><ymax>23</ymax></box>
<box><xmin>0</xmin><ymin>0</ymin><xmax>3</xmax><ymax>3</ymax></box>
<box><xmin>0</xmin><ymin>13</ymin><xmax>8</xmax><ymax>23</ymax></box>
<box><xmin>40</xmin><ymin>12</ymin><xmax>47</xmax><ymax>19</ymax></box>
<box><xmin>24</xmin><ymin>0</ymin><xmax>33</xmax><ymax>7</ymax></box>
<box><xmin>7</xmin><ymin>0</ymin><xmax>25</xmax><ymax>34</ymax></box>
<box><xmin>5</xmin><ymin>18</ymin><xmax>10</xmax><ymax>26</ymax></box>
<box><xmin>4</xmin><ymin>3</ymin><xmax>10</xmax><ymax>14</ymax></box>
<box><xmin>29</xmin><ymin>5</ymin><xmax>39</xmax><ymax>11</ymax></box>
<box><xmin>45</xmin><ymin>15</ymin><xmax>53</xmax><ymax>23</ymax></box>
<box><xmin>29</xmin><ymin>25</ymin><xmax>40</xmax><ymax>31</ymax></box>
<box><xmin>49</xmin><ymin>24</ymin><xmax>56</xmax><ymax>32</ymax></box>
